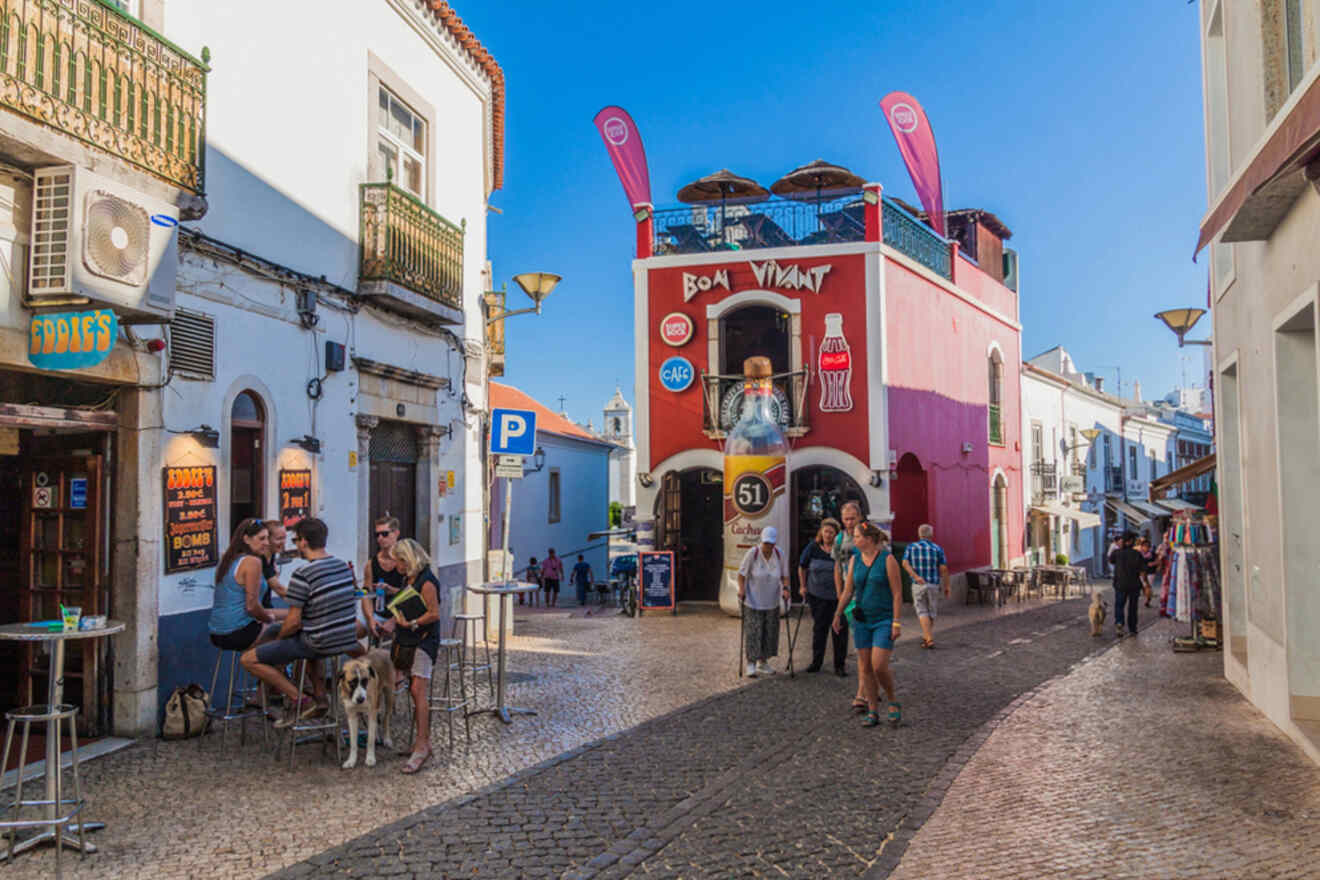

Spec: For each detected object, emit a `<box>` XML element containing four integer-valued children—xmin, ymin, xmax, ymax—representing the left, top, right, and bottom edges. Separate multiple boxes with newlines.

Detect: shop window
<box><xmin>230</xmin><ymin>390</ymin><xmax>265</xmax><ymax>532</ymax></box>
<box><xmin>548</xmin><ymin>468</ymin><xmax>561</xmax><ymax>523</ymax></box>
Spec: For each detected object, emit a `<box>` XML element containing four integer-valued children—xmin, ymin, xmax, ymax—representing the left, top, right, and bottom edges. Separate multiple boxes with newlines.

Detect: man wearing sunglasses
<box><xmin>361</xmin><ymin>516</ymin><xmax>406</xmax><ymax>642</ymax></box>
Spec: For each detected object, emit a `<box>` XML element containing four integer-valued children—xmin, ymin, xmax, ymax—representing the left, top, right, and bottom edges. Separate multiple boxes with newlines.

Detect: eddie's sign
<box><xmin>28</xmin><ymin>309</ymin><xmax>118</xmax><ymax>370</ymax></box>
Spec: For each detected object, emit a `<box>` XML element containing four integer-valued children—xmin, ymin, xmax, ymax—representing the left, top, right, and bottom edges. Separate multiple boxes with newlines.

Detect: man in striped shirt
<box><xmin>242</xmin><ymin>517</ymin><xmax>361</xmax><ymax>727</ymax></box>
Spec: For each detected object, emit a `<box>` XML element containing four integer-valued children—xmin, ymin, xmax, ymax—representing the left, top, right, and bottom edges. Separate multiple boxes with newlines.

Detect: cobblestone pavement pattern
<box><xmin>268</xmin><ymin>597</ymin><xmax>1155</xmax><ymax>879</ymax></box>
<box><xmin>887</xmin><ymin>616</ymin><xmax>1320</xmax><ymax>880</ymax></box>
<box><xmin>0</xmin><ymin>593</ymin><xmax>1061</xmax><ymax>878</ymax></box>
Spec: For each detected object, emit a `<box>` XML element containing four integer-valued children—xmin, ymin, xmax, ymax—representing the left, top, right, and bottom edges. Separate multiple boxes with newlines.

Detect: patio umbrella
<box><xmin>770</xmin><ymin>159</ymin><xmax>865</xmax><ymax>211</ymax></box>
<box><xmin>677</xmin><ymin>170</ymin><xmax>769</xmax><ymax>241</ymax></box>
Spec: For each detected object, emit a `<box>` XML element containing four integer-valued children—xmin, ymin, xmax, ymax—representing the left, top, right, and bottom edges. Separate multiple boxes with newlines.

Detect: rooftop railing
<box><xmin>651</xmin><ymin>194</ymin><xmax>953</xmax><ymax>280</ymax></box>
<box><xmin>0</xmin><ymin>0</ymin><xmax>208</xmax><ymax>192</ymax></box>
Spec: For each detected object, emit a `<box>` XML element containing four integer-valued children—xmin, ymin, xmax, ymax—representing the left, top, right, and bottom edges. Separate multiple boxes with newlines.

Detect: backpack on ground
<box><xmin>160</xmin><ymin>683</ymin><xmax>210</xmax><ymax>740</ymax></box>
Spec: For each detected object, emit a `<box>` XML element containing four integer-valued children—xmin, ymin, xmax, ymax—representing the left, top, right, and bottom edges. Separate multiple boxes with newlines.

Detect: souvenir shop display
<box><xmin>1158</xmin><ymin>512</ymin><xmax>1221</xmax><ymax>652</ymax></box>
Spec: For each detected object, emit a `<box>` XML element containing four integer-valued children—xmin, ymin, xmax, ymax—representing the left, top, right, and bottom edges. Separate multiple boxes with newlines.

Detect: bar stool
<box><xmin>279</xmin><ymin>656</ymin><xmax>341</xmax><ymax>769</ymax></box>
<box><xmin>449</xmin><ymin>588</ymin><xmax>494</xmax><ymax>701</ymax></box>
<box><xmin>429</xmin><ymin>638</ymin><xmax>470</xmax><ymax>754</ymax></box>
<box><xmin>0</xmin><ymin>702</ymin><xmax>85</xmax><ymax>873</ymax></box>
<box><xmin>202</xmin><ymin>648</ymin><xmax>267</xmax><ymax>750</ymax></box>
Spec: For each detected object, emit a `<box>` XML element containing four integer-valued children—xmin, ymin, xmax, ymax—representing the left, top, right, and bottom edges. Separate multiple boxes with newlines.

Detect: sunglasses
<box><xmin>375</xmin><ymin>531</ymin><xmax>392</xmax><ymax>538</ymax></box>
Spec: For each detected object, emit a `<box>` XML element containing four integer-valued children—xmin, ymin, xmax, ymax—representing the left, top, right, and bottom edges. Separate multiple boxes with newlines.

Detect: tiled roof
<box><xmin>489</xmin><ymin>382</ymin><xmax>612</xmax><ymax>445</ymax></box>
<box><xmin>426</xmin><ymin>1</ymin><xmax>504</xmax><ymax>191</ymax></box>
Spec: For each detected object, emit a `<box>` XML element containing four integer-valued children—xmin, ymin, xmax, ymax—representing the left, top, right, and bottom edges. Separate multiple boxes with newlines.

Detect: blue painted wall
<box><xmin>493</xmin><ymin>433</ymin><xmax>612</xmax><ymax>595</ymax></box>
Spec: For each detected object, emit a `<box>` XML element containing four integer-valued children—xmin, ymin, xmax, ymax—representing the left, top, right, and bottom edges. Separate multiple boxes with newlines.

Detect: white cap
<box><xmin>760</xmin><ymin>526</ymin><xmax>778</xmax><ymax>544</ymax></box>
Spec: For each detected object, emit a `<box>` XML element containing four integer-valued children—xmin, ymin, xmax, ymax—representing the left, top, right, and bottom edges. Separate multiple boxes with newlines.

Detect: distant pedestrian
<box><xmin>541</xmin><ymin>549</ymin><xmax>563</xmax><ymax>607</ymax></box>
<box><xmin>902</xmin><ymin>524</ymin><xmax>950</xmax><ymax>649</ymax></box>
<box><xmin>834</xmin><ymin>521</ymin><xmax>903</xmax><ymax>727</ymax></box>
<box><xmin>522</xmin><ymin>556</ymin><xmax>540</xmax><ymax>606</ymax></box>
<box><xmin>571</xmin><ymin>554</ymin><xmax>593</xmax><ymax>606</ymax></box>
<box><xmin>797</xmin><ymin>518</ymin><xmax>846</xmax><ymax>675</ymax></box>
<box><xmin>1137</xmin><ymin>537</ymin><xmax>1154</xmax><ymax>607</ymax></box>
<box><xmin>738</xmin><ymin>526</ymin><xmax>790</xmax><ymax>678</ymax></box>
<box><xmin>1107</xmin><ymin>531</ymin><xmax>1151</xmax><ymax>638</ymax></box>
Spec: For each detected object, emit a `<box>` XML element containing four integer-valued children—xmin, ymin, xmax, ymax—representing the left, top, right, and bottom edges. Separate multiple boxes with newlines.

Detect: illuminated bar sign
<box><xmin>163</xmin><ymin>465</ymin><xmax>218</xmax><ymax>573</ymax></box>
<box><xmin>279</xmin><ymin>468</ymin><xmax>312</xmax><ymax>528</ymax></box>
<box><xmin>28</xmin><ymin>309</ymin><xmax>118</xmax><ymax>370</ymax></box>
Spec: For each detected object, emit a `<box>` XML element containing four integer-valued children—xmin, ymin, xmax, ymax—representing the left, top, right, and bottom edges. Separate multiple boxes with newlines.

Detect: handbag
<box><xmin>390</xmin><ymin>639</ymin><xmax>418</xmax><ymax>671</ymax></box>
<box><xmin>844</xmin><ymin>551</ymin><xmax>884</xmax><ymax>625</ymax></box>
<box><xmin>160</xmin><ymin>683</ymin><xmax>209</xmax><ymax>740</ymax></box>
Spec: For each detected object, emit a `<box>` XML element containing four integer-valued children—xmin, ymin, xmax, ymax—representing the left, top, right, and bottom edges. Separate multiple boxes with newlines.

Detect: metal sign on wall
<box><xmin>28</xmin><ymin>309</ymin><xmax>119</xmax><ymax>370</ymax></box>
<box><xmin>163</xmin><ymin>465</ymin><xmax>218</xmax><ymax>573</ymax></box>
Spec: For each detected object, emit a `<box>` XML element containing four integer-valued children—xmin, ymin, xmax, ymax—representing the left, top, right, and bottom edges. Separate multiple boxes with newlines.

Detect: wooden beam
<box><xmin>0</xmin><ymin>403</ymin><xmax>119</xmax><ymax>431</ymax></box>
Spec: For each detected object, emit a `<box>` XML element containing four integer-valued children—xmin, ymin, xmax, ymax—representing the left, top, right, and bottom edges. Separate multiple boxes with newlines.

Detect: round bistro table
<box><xmin>464</xmin><ymin>583</ymin><xmax>539</xmax><ymax>725</ymax></box>
<box><xmin>0</xmin><ymin>620</ymin><xmax>125</xmax><ymax>862</ymax></box>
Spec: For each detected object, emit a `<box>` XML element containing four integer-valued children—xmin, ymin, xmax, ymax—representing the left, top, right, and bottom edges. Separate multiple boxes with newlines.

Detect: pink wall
<box><xmin>885</xmin><ymin>257</ymin><xmax>1023</xmax><ymax>572</ymax></box>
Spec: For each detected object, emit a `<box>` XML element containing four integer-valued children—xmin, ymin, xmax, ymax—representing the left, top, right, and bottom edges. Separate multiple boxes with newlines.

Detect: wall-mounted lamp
<box><xmin>638</xmin><ymin>472</ymin><xmax>654</xmax><ymax>489</ymax></box>
<box><xmin>1064</xmin><ymin>427</ymin><xmax>1102</xmax><ymax>454</ymax></box>
<box><xmin>191</xmin><ymin>425</ymin><xmax>220</xmax><ymax>448</ymax></box>
<box><xmin>869</xmin><ymin>471</ymin><xmax>884</xmax><ymax>488</ymax></box>
<box><xmin>486</xmin><ymin>272</ymin><xmax>562</xmax><ymax>326</ymax></box>
<box><xmin>527</xmin><ymin>446</ymin><xmax>547</xmax><ymax>473</ymax></box>
<box><xmin>1154</xmin><ymin>308</ymin><xmax>1212</xmax><ymax>348</ymax></box>
<box><xmin>291</xmin><ymin>435</ymin><xmax>322</xmax><ymax>454</ymax></box>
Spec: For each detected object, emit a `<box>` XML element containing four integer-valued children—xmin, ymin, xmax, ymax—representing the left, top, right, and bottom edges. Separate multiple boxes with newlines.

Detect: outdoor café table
<box><xmin>0</xmin><ymin>619</ymin><xmax>125</xmax><ymax>861</ymax></box>
<box><xmin>465</xmin><ymin>582</ymin><xmax>539</xmax><ymax>725</ymax></box>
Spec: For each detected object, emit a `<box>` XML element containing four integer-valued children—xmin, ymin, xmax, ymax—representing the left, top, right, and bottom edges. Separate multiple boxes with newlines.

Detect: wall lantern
<box><xmin>638</xmin><ymin>472</ymin><xmax>654</xmax><ymax>488</ymax></box>
<box><xmin>190</xmin><ymin>425</ymin><xmax>220</xmax><ymax>448</ymax></box>
<box><xmin>291</xmin><ymin>435</ymin><xmax>322</xmax><ymax>454</ymax></box>
<box><xmin>1154</xmin><ymin>308</ymin><xmax>1212</xmax><ymax>348</ymax></box>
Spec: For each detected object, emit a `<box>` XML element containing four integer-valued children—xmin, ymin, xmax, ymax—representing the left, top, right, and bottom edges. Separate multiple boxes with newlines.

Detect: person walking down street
<box><xmin>522</xmin><ymin>556</ymin><xmax>540</xmax><ymax>606</ymax></box>
<box><xmin>834</xmin><ymin>501</ymin><xmax>863</xmax><ymax>708</ymax></box>
<box><xmin>572</xmin><ymin>554</ymin><xmax>593</xmax><ymax>607</ymax></box>
<box><xmin>541</xmin><ymin>549</ymin><xmax>563</xmax><ymax>607</ymax></box>
<box><xmin>1137</xmin><ymin>537</ymin><xmax>1155</xmax><ymax>607</ymax></box>
<box><xmin>738</xmin><ymin>527</ymin><xmax>790</xmax><ymax>678</ymax></box>
<box><xmin>902</xmin><ymin>524</ymin><xmax>950</xmax><ymax>649</ymax></box>
<box><xmin>798</xmin><ymin>518</ymin><xmax>846</xmax><ymax>675</ymax></box>
<box><xmin>835</xmin><ymin>521</ymin><xmax>903</xmax><ymax>727</ymax></box>
<box><xmin>1108</xmin><ymin>531</ymin><xmax>1152</xmax><ymax>638</ymax></box>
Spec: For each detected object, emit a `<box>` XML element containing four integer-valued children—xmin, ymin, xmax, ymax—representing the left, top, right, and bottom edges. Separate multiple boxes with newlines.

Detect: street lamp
<box><xmin>1064</xmin><ymin>427</ymin><xmax>1101</xmax><ymax>453</ymax></box>
<box><xmin>486</xmin><ymin>272</ymin><xmax>562</xmax><ymax>325</ymax></box>
<box><xmin>1154</xmin><ymin>308</ymin><xmax>1212</xmax><ymax>347</ymax></box>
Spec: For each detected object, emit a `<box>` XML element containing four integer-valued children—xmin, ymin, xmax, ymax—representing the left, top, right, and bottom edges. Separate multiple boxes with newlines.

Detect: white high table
<box><xmin>465</xmin><ymin>583</ymin><xmax>539</xmax><ymax>725</ymax></box>
<box><xmin>0</xmin><ymin>620</ymin><xmax>125</xmax><ymax>862</ymax></box>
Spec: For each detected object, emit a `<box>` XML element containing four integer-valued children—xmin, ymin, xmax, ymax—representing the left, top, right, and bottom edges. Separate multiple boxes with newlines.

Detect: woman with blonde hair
<box><xmin>834</xmin><ymin>521</ymin><xmax>903</xmax><ymax>727</ymax></box>
<box><xmin>388</xmin><ymin>537</ymin><xmax>443</xmax><ymax>773</ymax></box>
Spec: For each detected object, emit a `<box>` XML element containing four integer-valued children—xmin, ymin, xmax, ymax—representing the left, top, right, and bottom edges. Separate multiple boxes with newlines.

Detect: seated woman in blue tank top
<box><xmin>209</xmin><ymin>518</ymin><xmax>287</xmax><ymax>651</ymax></box>
<box><xmin>833</xmin><ymin>520</ymin><xmax>904</xmax><ymax>728</ymax></box>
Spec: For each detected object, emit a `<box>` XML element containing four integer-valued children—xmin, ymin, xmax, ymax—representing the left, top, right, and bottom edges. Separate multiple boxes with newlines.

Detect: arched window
<box><xmin>230</xmin><ymin>390</ymin><xmax>265</xmax><ymax>531</ymax></box>
<box><xmin>988</xmin><ymin>348</ymin><xmax>1004</xmax><ymax>445</ymax></box>
<box><xmin>990</xmin><ymin>473</ymin><xmax>1008</xmax><ymax>568</ymax></box>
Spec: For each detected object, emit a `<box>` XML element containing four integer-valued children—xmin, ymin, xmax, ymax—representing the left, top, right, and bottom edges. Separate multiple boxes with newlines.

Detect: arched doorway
<box><xmin>655</xmin><ymin>467</ymin><xmax>723</xmax><ymax>602</ymax></box>
<box><xmin>230</xmin><ymin>390</ymin><xmax>265</xmax><ymax>531</ymax></box>
<box><xmin>890</xmin><ymin>453</ymin><xmax>928</xmax><ymax>542</ymax></box>
<box><xmin>791</xmin><ymin>466</ymin><xmax>868</xmax><ymax>590</ymax></box>
<box><xmin>990</xmin><ymin>473</ymin><xmax>1008</xmax><ymax>568</ymax></box>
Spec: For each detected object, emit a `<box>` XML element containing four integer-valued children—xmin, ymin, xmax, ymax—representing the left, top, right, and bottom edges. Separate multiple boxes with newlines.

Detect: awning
<box><xmin>1155</xmin><ymin>498</ymin><xmax>1201</xmax><ymax>513</ymax></box>
<box><xmin>1149</xmin><ymin>453</ymin><xmax>1216</xmax><ymax>500</ymax></box>
<box><xmin>1105</xmin><ymin>498</ymin><xmax>1150</xmax><ymax>527</ymax></box>
<box><xmin>1030</xmin><ymin>501</ymin><xmax>1101</xmax><ymax>530</ymax></box>
<box><xmin>1130</xmin><ymin>500</ymin><xmax>1170</xmax><ymax>520</ymax></box>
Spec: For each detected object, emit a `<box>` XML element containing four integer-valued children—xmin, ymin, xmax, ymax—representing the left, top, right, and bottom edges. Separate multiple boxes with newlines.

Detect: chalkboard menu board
<box><xmin>279</xmin><ymin>468</ymin><xmax>312</xmax><ymax>528</ymax></box>
<box><xmin>639</xmin><ymin>550</ymin><xmax>675</xmax><ymax>613</ymax></box>
<box><xmin>163</xmin><ymin>465</ymin><xmax>218</xmax><ymax>573</ymax></box>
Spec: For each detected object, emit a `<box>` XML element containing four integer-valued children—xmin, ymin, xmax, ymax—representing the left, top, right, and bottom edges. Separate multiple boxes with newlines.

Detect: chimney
<box><xmin>1133</xmin><ymin>379</ymin><xmax>1142</xmax><ymax>403</ymax></box>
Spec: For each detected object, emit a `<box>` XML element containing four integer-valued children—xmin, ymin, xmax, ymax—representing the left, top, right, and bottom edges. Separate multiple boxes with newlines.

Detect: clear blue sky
<box><xmin>468</xmin><ymin>0</ymin><xmax>1209</xmax><ymax>425</ymax></box>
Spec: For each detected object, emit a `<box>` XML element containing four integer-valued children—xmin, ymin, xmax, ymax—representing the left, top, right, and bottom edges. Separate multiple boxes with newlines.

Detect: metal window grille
<box><xmin>369</xmin><ymin>420</ymin><xmax>418</xmax><ymax>463</ymax></box>
<box><xmin>169</xmin><ymin>309</ymin><xmax>215</xmax><ymax>379</ymax></box>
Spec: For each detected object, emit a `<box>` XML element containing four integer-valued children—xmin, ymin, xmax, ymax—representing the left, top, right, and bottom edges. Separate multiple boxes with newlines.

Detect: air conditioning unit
<box><xmin>25</xmin><ymin>165</ymin><xmax>178</xmax><ymax>323</ymax></box>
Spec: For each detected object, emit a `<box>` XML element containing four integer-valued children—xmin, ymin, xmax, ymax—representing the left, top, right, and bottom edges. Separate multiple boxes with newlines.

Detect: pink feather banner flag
<box><xmin>593</xmin><ymin>106</ymin><xmax>652</xmax><ymax>209</ymax></box>
<box><xmin>879</xmin><ymin>92</ymin><xmax>946</xmax><ymax>237</ymax></box>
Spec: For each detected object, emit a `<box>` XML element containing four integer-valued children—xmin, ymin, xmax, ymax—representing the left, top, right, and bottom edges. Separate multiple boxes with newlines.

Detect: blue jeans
<box><xmin>1114</xmin><ymin>587</ymin><xmax>1139</xmax><ymax>633</ymax></box>
<box><xmin>575</xmin><ymin>580</ymin><xmax>589</xmax><ymax>606</ymax></box>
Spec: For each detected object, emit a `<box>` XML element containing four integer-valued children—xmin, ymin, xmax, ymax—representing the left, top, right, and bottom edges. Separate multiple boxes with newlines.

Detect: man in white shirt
<box><xmin>737</xmin><ymin>526</ymin><xmax>790</xmax><ymax>677</ymax></box>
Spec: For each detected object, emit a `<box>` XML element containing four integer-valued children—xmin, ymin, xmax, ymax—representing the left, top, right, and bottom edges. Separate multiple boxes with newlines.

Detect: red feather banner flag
<box><xmin>593</xmin><ymin>106</ymin><xmax>652</xmax><ymax>209</ymax></box>
<box><xmin>879</xmin><ymin>92</ymin><xmax>946</xmax><ymax>237</ymax></box>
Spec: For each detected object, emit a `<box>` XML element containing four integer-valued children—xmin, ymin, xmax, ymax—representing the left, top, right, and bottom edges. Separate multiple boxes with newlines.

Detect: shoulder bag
<box><xmin>160</xmin><ymin>683</ymin><xmax>209</xmax><ymax>740</ymax></box>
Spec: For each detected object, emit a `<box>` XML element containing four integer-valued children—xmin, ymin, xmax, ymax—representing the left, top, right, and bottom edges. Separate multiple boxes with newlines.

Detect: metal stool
<box><xmin>203</xmin><ymin>648</ymin><xmax>267</xmax><ymax>750</ymax></box>
<box><xmin>0</xmin><ymin>703</ymin><xmax>86</xmax><ymax>874</ymax></box>
<box><xmin>450</xmin><ymin>594</ymin><xmax>494</xmax><ymax>702</ymax></box>
<box><xmin>429</xmin><ymin>638</ymin><xmax>470</xmax><ymax>753</ymax></box>
<box><xmin>279</xmin><ymin>656</ymin><xmax>341</xmax><ymax>769</ymax></box>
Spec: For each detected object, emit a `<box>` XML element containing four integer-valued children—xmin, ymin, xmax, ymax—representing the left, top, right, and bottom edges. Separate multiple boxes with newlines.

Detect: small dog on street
<box><xmin>1088</xmin><ymin>591</ymin><xmax>1108</xmax><ymax>637</ymax></box>
<box><xmin>338</xmin><ymin>648</ymin><xmax>395</xmax><ymax>768</ymax></box>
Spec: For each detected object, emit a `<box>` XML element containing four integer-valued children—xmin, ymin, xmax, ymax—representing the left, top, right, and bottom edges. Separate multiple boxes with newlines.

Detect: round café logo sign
<box><xmin>603</xmin><ymin>117</ymin><xmax>628</xmax><ymax>146</ymax></box>
<box><xmin>890</xmin><ymin>103</ymin><xmax>919</xmax><ymax>133</ymax></box>
<box><xmin>659</xmin><ymin>312</ymin><xmax>694</xmax><ymax>347</ymax></box>
<box><xmin>658</xmin><ymin>356</ymin><xmax>695</xmax><ymax>393</ymax></box>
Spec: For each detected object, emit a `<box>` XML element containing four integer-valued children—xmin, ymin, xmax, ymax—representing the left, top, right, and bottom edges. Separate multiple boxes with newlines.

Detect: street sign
<box><xmin>490</xmin><ymin>408</ymin><xmax>537</xmax><ymax>455</ymax></box>
<box><xmin>1059</xmin><ymin>475</ymin><xmax>1084</xmax><ymax>494</ymax></box>
<box><xmin>495</xmin><ymin>455</ymin><xmax>524</xmax><ymax>479</ymax></box>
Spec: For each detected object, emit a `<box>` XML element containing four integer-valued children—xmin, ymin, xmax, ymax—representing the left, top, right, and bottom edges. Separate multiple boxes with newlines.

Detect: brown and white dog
<box><xmin>1088</xmin><ymin>591</ymin><xmax>1109</xmax><ymax>637</ymax></box>
<box><xmin>338</xmin><ymin>648</ymin><xmax>394</xmax><ymax>768</ymax></box>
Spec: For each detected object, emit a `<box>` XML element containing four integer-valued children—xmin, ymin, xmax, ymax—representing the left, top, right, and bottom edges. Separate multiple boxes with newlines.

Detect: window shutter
<box><xmin>169</xmin><ymin>309</ymin><xmax>215</xmax><ymax>379</ymax></box>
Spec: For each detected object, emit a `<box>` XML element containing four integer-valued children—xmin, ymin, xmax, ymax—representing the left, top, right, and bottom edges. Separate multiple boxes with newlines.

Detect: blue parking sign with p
<box><xmin>490</xmin><ymin>408</ymin><xmax>537</xmax><ymax>456</ymax></box>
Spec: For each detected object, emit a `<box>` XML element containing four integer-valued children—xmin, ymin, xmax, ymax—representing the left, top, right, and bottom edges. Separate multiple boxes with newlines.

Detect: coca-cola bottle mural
<box><xmin>818</xmin><ymin>313</ymin><xmax>853</xmax><ymax>412</ymax></box>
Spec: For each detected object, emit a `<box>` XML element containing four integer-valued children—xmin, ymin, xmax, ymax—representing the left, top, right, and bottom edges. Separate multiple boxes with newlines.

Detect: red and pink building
<box><xmin>630</xmin><ymin>183</ymin><xmax>1024</xmax><ymax>600</ymax></box>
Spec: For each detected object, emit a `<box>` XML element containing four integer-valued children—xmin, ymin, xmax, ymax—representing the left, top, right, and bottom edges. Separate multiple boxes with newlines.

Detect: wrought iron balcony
<box><xmin>1105</xmin><ymin>466</ymin><xmax>1123</xmax><ymax>494</ymax></box>
<box><xmin>1072</xmin><ymin>460</ymin><xmax>1088</xmax><ymax>477</ymax></box>
<box><xmin>700</xmin><ymin>369</ymin><xmax>809</xmax><ymax>439</ymax></box>
<box><xmin>1030</xmin><ymin>460</ymin><xmax>1058</xmax><ymax>504</ymax></box>
<box><xmin>359</xmin><ymin>182</ymin><xmax>464</xmax><ymax>323</ymax></box>
<box><xmin>483</xmin><ymin>289</ymin><xmax>505</xmax><ymax>376</ymax></box>
<box><xmin>988</xmin><ymin>403</ymin><xmax>1003</xmax><ymax>445</ymax></box>
<box><xmin>0</xmin><ymin>0</ymin><xmax>208</xmax><ymax>193</ymax></box>
<box><xmin>650</xmin><ymin>195</ymin><xmax>953</xmax><ymax>281</ymax></box>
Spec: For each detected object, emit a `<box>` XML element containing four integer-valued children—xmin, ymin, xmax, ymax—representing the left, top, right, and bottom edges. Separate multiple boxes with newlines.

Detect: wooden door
<box><xmin>657</xmin><ymin>471</ymin><xmax>681</xmax><ymax>553</ymax></box>
<box><xmin>20</xmin><ymin>457</ymin><xmax>103</xmax><ymax>723</ymax></box>
<box><xmin>370</xmin><ymin>461</ymin><xmax>416</xmax><ymax>541</ymax></box>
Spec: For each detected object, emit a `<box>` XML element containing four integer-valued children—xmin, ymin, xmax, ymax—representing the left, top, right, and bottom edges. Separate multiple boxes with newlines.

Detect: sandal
<box><xmin>887</xmin><ymin>701</ymin><xmax>902</xmax><ymax>726</ymax></box>
<box><xmin>850</xmin><ymin>699</ymin><xmax>868</xmax><ymax>714</ymax></box>
<box><xmin>862</xmin><ymin>710</ymin><xmax>880</xmax><ymax>728</ymax></box>
<box><xmin>920</xmin><ymin>638</ymin><xmax>935</xmax><ymax>649</ymax></box>
<box><xmin>401</xmin><ymin>750</ymin><xmax>432</xmax><ymax>774</ymax></box>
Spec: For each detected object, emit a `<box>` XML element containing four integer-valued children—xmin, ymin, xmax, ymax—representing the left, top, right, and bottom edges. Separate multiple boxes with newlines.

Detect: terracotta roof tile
<box><xmin>489</xmin><ymin>382</ymin><xmax>611</xmax><ymax>445</ymax></box>
<box><xmin>426</xmin><ymin>1</ymin><xmax>504</xmax><ymax>191</ymax></box>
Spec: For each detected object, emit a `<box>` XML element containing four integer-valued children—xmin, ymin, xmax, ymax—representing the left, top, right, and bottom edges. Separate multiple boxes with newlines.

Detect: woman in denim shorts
<box><xmin>833</xmin><ymin>521</ymin><xmax>903</xmax><ymax>727</ymax></box>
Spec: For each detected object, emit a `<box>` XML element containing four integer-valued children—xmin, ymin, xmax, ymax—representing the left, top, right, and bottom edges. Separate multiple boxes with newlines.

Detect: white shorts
<box><xmin>914</xmin><ymin>584</ymin><xmax>939</xmax><ymax>619</ymax></box>
<box><xmin>411</xmin><ymin>645</ymin><xmax>434</xmax><ymax>680</ymax></box>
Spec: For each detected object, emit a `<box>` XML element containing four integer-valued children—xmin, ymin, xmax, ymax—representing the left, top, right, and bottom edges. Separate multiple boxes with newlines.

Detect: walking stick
<box><xmin>738</xmin><ymin>598</ymin><xmax>745</xmax><ymax>678</ymax></box>
<box><xmin>786</xmin><ymin>595</ymin><xmax>806</xmax><ymax>678</ymax></box>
